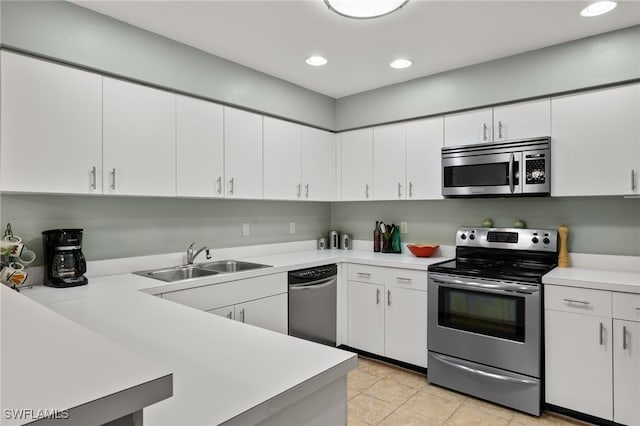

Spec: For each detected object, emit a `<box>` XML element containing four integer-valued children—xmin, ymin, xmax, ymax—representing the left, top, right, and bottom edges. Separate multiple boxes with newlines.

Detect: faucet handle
<box><xmin>205</xmin><ymin>249</ymin><xmax>212</xmax><ymax>260</ymax></box>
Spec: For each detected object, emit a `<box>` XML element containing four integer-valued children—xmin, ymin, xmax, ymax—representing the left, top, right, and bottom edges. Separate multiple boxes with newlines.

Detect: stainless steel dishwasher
<box><xmin>288</xmin><ymin>264</ymin><xmax>337</xmax><ymax>346</ymax></box>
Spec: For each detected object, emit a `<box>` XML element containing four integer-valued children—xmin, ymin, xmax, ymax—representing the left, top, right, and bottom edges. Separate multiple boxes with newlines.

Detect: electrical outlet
<box><xmin>400</xmin><ymin>222</ymin><xmax>408</xmax><ymax>234</ymax></box>
<box><xmin>289</xmin><ymin>221</ymin><xmax>296</xmax><ymax>234</ymax></box>
<box><xmin>242</xmin><ymin>223</ymin><xmax>250</xmax><ymax>237</ymax></box>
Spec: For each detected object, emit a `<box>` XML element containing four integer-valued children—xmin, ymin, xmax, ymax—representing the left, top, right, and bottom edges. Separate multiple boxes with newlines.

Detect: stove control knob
<box><xmin>460</xmin><ymin>234</ymin><xmax>467</xmax><ymax>240</ymax></box>
<box><xmin>469</xmin><ymin>234</ymin><xmax>475</xmax><ymax>240</ymax></box>
<box><xmin>543</xmin><ymin>237</ymin><xmax>550</xmax><ymax>244</ymax></box>
<box><xmin>532</xmin><ymin>237</ymin><xmax>539</xmax><ymax>244</ymax></box>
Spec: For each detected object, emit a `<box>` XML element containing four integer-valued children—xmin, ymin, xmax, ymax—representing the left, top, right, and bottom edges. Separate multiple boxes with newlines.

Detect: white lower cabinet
<box><xmin>545</xmin><ymin>285</ymin><xmax>640</xmax><ymax>424</ymax></box>
<box><xmin>346</xmin><ymin>264</ymin><xmax>428</xmax><ymax>367</ymax></box>
<box><xmin>161</xmin><ymin>273</ymin><xmax>287</xmax><ymax>334</ymax></box>
<box><xmin>208</xmin><ymin>293</ymin><xmax>288</xmax><ymax>334</ymax></box>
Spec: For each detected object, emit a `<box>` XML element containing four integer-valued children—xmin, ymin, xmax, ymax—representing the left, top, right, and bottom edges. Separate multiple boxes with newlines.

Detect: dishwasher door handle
<box><xmin>289</xmin><ymin>277</ymin><xmax>336</xmax><ymax>290</ymax></box>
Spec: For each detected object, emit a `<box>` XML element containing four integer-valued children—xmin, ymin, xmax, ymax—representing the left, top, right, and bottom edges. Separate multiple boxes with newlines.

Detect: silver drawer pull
<box><xmin>110</xmin><ymin>168</ymin><xmax>117</xmax><ymax>190</ymax></box>
<box><xmin>563</xmin><ymin>298</ymin><xmax>590</xmax><ymax>305</ymax></box>
<box><xmin>357</xmin><ymin>272</ymin><xmax>371</xmax><ymax>277</ymax></box>
<box><xmin>396</xmin><ymin>277</ymin><xmax>412</xmax><ymax>282</ymax></box>
<box><xmin>387</xmin><ymin>289</ymin><xmax>391</xmax><ymax>306</ymax></box>
<box><xmin>622</xmin><ymin>325</ymin><xmax>628</xmax><ymax>350</ymax></box>
<box><xmin>90</xmin><ymin>166</ymin><xmax>97</xmax><ymax>190</ymax></box>
<box><xmin>599</xmin><ymin>322</ymin><xmax>604</xmax><ymax>346</ymax></box>
<box><xmin>376</xmin><ymin>288</ymin><xmax>381</xmax><ymax>305</ymax></box>
<box><xmin>240</xmin><ymin>308</ymin><xmax>245</xmax><ymax>323</ymax></box>
<box><xmin>216</xmin><ymin>176</ymin><xmax>222</xmax><ymax>194</ymax></box>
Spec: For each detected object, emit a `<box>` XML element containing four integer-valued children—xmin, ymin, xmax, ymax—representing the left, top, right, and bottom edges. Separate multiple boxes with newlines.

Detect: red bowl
<box><xmin>407</xmin><ymin>244</ymin><xmax>439</xmax><ymax>257</ymax></box>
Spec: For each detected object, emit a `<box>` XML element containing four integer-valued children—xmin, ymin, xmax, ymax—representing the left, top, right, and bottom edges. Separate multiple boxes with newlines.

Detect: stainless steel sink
<box><xmin>133</xmin><ymin>260</ymin><xmax>271</xmax><ymax>282</ymax></box>
<box><xmin>134</xmin><ymin>265</ymin><xmax>220</xmax><ymax>282</ymax></box>
<box><xmin>197</xmin><ymin>260</ymin><xmax>272</xmax><ymax>273</ymax></box>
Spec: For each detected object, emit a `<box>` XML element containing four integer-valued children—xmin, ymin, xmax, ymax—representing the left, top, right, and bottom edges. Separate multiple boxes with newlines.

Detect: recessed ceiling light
<box><xmin>390</xmin><ymin>59</ymin><xmax>413</xmax><ymax>69</ymax></box>
<box><xmin>324</xmin><ymin>0</ymin><xmax>409</xmax><ymax>19</ymax></box>
<box><xmin>580</xmin><ymin>1</ymin><xmax>618</xmax><ymax>17</ymax></box>
<box><xmin>305</xmin><ymin>56</ymin><xmax>328</xmax><ymax>66</ymax></box>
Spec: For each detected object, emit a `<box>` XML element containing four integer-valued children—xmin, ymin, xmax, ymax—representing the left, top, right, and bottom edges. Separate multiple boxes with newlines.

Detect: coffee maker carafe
<box><xmin>42</xmin><ymin>229</ymin><xmax>88</xmax><ymax>287</ymax></box>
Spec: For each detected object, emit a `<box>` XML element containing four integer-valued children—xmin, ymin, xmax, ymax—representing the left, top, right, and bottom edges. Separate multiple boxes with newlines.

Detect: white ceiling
<box><xmin>73</xmin><ymin>0</ymin><xmax>640</xmax><ymax>99</ymax></box>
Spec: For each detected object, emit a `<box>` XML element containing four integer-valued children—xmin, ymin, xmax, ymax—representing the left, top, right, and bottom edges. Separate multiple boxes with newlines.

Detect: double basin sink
<box><xmin>133</xmin><ymin>260</ymin><xmax>272</xmax><ymax>283</ymax></box>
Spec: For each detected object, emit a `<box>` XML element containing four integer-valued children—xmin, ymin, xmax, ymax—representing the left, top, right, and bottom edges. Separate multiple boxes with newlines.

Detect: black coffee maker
<box><xmin>42</xmin><ymin>229</ymin><xmax>88</xmax><ymax>287</ymax></box>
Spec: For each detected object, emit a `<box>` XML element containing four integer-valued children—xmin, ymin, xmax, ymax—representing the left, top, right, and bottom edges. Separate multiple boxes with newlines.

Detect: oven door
<box><xmin>428</xmin><ymin>273</ymin><xmax>541</xmax><ymax>377</ymax></box>
<box><xmin>442</xmin><ymin>151</ymin><xmax>522</xmax><ymax>197</ymax></box>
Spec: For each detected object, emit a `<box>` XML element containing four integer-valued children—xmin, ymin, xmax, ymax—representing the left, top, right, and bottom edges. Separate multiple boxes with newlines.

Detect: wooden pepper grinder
<box><xmin>558</xmin><ymin>224</ymin><xmax>570</xmax><ymax>268</ymax></box>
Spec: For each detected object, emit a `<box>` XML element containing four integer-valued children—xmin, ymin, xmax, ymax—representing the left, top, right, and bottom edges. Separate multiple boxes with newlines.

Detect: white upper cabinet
<box><xmin>1</xmin><ymin>51</ymin><xmax>103</xmax><ymax>194</ymax></box>
<box><xmin>339</xmin><ymin>128</ymin><xmax>374</xmax><ymax>201</ymax></box>
<box><xmin>224</xmin><ymin>107</ymin><xmax>263</xmax><ymax>199</ymax></box>
<box><xmin>444</xmin><ymin>99</ymin><xmax>550</xmax><ymax>147</ymax></box>
<box><xmin>551</xmin><ymin>83</ymin><xmax>640</xmax><ymax>196</ymax></box>
<box><xmin>103</xmin><ymin>77</ymin><xmax>176</xmax><ymax>197</ymax></box>
<box><xmin>373</xmin><ymin>123</ymin><xmax>407</xmax><ymax>200</ymax></box>
<box><xmin>492</xmin><ymin>99</ymin><xmax>550</xmax><ymax>142</ymax></box>
<box><xmin>444</xmin><ymin>108</ymin><xmax>493</xmax><ymax>147</ymax></box>
<box><xmin>301</xmin><ymin>127</ymin><xmax>335</xmax><ymax>201</ymax></box>
<box><xmin>406</xmin><ymin>117</ymin><xmax>444</xmax><ymax>200</ymax></box>
<box><xmin>263</xmin><ymin>117</ymin><xmax>302</xmax><ymax>200</ymax></box>
<box><xmin>176</xmin><ymin>96</ymin><xmax>224</xmax><ymax>198</ymax></box>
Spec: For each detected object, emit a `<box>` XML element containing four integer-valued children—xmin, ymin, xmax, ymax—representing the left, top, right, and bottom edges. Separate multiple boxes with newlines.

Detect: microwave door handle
<box><xmin>508</xmin><ymin>152</ymin><xmax>515</xmax><ymax>194</ymax></box>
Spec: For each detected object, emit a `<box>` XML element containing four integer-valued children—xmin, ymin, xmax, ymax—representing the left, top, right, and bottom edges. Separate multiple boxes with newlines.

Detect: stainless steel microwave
<box><xmin>442</xmin><ymin>137</ymin><xmax>550</xmax><ymax>197</ymax></box>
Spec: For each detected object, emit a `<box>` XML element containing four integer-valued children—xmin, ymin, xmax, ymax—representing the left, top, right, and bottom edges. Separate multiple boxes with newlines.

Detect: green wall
<box><xmin>331</xmin><ymin>198</ymin><xmax>640</xmax><ymax>256</ymax></box>
<box><xmin>336</xmin><ymin>25</ymin><xmax>640</xmax><ymax>130</ymax></box>
<box><xmin>0</xmin><ymin>0</ymin><xmax>336</xmax><ymax>130</ymax></box>
<box><xmin>1</xmin><ymin>195</ymin><xmax>331</xmax><ymax>266</ymax></box>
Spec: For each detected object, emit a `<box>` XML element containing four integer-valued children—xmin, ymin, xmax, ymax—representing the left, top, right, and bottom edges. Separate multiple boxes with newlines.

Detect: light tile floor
<box><xmin>348</xmin><ymin>356</ymin><xmax>594</xmax><ymax>426</ymax></box>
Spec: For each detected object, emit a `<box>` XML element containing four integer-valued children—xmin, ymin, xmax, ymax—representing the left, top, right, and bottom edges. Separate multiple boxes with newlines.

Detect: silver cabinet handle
<box><xmin>387</xmin><ymin>289</ymin><xmax>391</xmax><ymax>306</ymax></box>
<box><xmin>226</xmin><ymin>311</ymin><xmax>232</xmax><ymax>319</ymax></box>
<box><xmin>357</xmin><ymin>272</ymin><xmax>371</xmax><ymax>277</ymax></box>
<box><xmin>365</xmin><ymin>184</ymin><xmax>370</xmax><ymax>199</ymax></box>
<box><xmin>110</xmin><ymin>168</ymin><xmax>117</xmax><ymax>190</ymax></box>
<box><xmin>563</xmin><ymin>298</ymin><xmax>590</xmax><ymax>305</ymax></box>
<box><xmin>498</xmin><ymin>121</ymin><xmax>503</xmax><ymax>139</ymax></box>
<box><xmin>409</xmin><ymin>182</ymin><xmax>414</xmax><ymax>198</ymax></box>
<box><xmin>305</xmin><ymin>184</ymin><xmax>309</xmax><ymax>198</ymax></box>
<box><xmin>90</xmin><ymin>166</ymin><xmax>97</xmax><ymax>190</ymax></box>
<box><xmin>622</xmin><ymin>325</ymin><xmax>628</xmax><ymax>350</ymax></box>
<box><xmin>483</xmin><ymin>123</ymin><xmax>488</xmax><ymax>141</ymax></box>
<box><xmin>508</xmin><ymin>152</ymin><xmax>515</xmax><ymax>194</ymax></box>
<box><xmin>297</xmin><ymin>183</ymin><xmax>301</xmax><ymax>198</ymax></box>
<box><xmin>396</xmin><ymin>277</ymin><xmax>412</xmax><ymax>283</ymax></box>
<box><xmin>376</xmin><ymin>288</ymin><xmax>381</xmax><ymax>305</ymax></box>
<box><xmin>398</xmin><ymin>182</ymin><xmax>402</xmax><ymax>198</ymax></box>
<box><xmin>632</xmin><ymin>169</ymin><xmax>636</xmax><ymax>192</ymax></box>
<box><xmin>240</xmin><ymin>308</ymin><xmax>245</xmax><ymax>323</ymax></box>
<box><xmin>216</xmin><ymin>176</ymin><xmax>222</xmax><ymax>194</ymax></box>
<box><xmin>228</xmin><ymin>177</ymin><xmax>234</xmax><ymax>195</ymax></box>
<box><xmin>599</xmin><ymin>322</ymin><xmax>604</xmax><ymax>346</ymax></box>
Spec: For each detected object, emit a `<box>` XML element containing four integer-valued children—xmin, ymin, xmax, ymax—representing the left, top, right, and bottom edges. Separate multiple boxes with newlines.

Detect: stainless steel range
<box><xmin>427</xmin><ymin>227</ymin><xmax>558</xmax><ymax>416</ymax></box>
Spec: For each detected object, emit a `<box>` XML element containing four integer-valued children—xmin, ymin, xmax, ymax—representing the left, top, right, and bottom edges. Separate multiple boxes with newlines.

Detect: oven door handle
<box><xmin>508</xmin><ymin>152</ymin><xmax>515</xmax><ymax>194</ymax></box>
<box><xmin>431</xmin><ymin>353</ymin><xmax>538</xmax><ymax>386</ymax></box>
<box><xmin>431</xmin><ymin>275</ymin><xmax>538</xmax><ymax>294</ymax></box>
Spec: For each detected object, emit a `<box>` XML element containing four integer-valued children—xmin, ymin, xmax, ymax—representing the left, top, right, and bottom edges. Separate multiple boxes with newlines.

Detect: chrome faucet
<box><xmin>186</xmin><ymin>242</ymin><xmax>211</xmax><ymax>265</ymax></box>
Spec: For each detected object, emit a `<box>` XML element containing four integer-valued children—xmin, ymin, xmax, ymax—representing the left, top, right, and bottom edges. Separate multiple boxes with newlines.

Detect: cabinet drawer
<box><xmin>347</xmin><ymin>264</ymin><xmax>385</xmax><ymax>284</ymax></box>
<box><xmin>545</xmin><ymin>285</ymin><xmax>611</xmax><ymax>317</ymax></box>
<box><xmin>385</xmin><ymin>269</ymin><xmax>428</xmax><ymax>291</ymax></box>
<box><xmin>162</xmin><ymin>272</ymin><xmax>286</xmax><ymax>311</ymax></box>
<box><xmin>613</xmin><ymin>292</ymin><xmax>640</xmax><ymax>322</ymax></box>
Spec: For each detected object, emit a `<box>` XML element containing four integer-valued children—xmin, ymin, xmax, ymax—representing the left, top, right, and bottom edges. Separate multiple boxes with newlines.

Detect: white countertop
<box><xmin>1</xmin><ymin>285</ymin><xmax>172</xmax><ymax>426</ymax></box>
<box><xmin>543</xmin><ymin>266</ymin><xmax>640</xmax><ymax>293</ymax></box>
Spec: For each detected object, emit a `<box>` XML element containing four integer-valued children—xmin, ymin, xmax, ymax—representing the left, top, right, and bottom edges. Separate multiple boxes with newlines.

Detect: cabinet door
<box><xmin>493</xmin><ymin>99</ymin><xmax>550</xmax><ymax>142</ymax></box>
<box><xmin>545</xmin><ymin>310</ymin><xmax>613</xmax><ymax>420</ymax></box>
<box><xmin>0</xmin><ymin>51</ymin><xmax>102</xmax><ymax>194</ymax></box>
<box><xmin>614</xmin><ymin>319</ymin><xmax>640</xmax><ymax>426</ymax></box>
<box><xmin>551</xmin><ymin>84</ymin><xmax>640</xmax><ymax>196</ymax></box>
<box><xmin>347</xmin><ymin>281</ymin><xmax>384</xmax><ymax>355</ymax></box>
<box><xmin>340</xmin><ymin>129</ymin><xmax>373</xmax><ymax>201</ymax></box>
<box><xmin>103</xmin><ymin>77</ymin><xmax>176</xmax><ymax>196</ymax></box>
<box><xmin>263</xmin><ymin>117</ymin><xmax>302</xmax><ymax>200</ymax></box>
<box><xmin>224</xmin><ymin>107</ymin><xmax>263</xmax><ymax>199</ymax></box>
<box><xmin>301</xmin><ymin>127</ymin><xmax>335</xmax><ymax>201</ymax></box>
<box><xmin>444</xmin><ymin>108</ymin><xmax>493</xmax><ymax>146</ymax></box>
<box><xmin>406</xmin><ymin>117</ymin><xmax>444</xmax><ymax>200</ymax></box>
<box><xmin>373</xmin><ymin>123</ymin><xmax>406</xmax><ymax>200</ymax></box>
<box><xmin>176</xmin><ymin>96</ymin><xmax>224</xmax><ymax>198</ymax></box>
<box><xmin>385</xmin><ymin>287</ymin><xmax>428</xmax><ymax>367</ymax></box>
<box><xmin>208</xmin><ymin>305</ymin><xmax>235</xmax><ymax>320</ymax></box>
<box><xmin>235</xmin><ymin>293</ymin><xmax>288</xmax><ymax>334</ymax></box>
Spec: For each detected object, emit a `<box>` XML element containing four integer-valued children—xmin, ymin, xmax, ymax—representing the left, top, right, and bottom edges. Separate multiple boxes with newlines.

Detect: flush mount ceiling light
<box><xmin>580</xmin><ymin>1</ymin><xmax>618</xmax><ymax>17</ymax></box>
<box><xmin>390</xmin><ymin>58</ymin><xmax>413</xmax><ymax>69</ymax></box>
<box><xmin>305</xmin><ymin>56</ymin><xmax>328</xmax><ymax>66</ymax></box>
<box><xmin>324</xmin><ymin>0</ymin><xmax>409</xmax><ymax>19</ymax></box>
